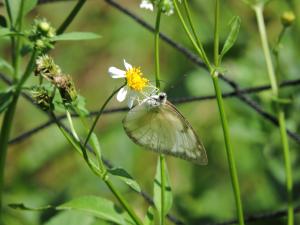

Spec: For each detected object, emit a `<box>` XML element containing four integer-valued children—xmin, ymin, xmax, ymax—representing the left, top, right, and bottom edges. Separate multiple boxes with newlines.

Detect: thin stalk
<box><xmin>0</xmin><ymin>50</ymin><xmax>37</xmax><ymax>219</ymax></box>
<box><xmin>0</xmin><ymin>94</ymin><xmax>18</xmax><ymax>219</ymax></box>
<box><xmin>182</xmin><ymin>0</ymin><xmax>210</xmax><ymax>67</ymax></box>
<box><xmin>173</xmin><ymin>0</ymin><xmax>212</xmax><ymax>70</ymax></box>
<box><xmin>212</xmin><ymin>76</ymin><xmax>245</xmax><ymax>225</ymax></box>
<box><xmin>176</xmin><ymin>0</ymin><xmax>245</xmax><ymax>224</ymax></box>
<box><xmin>154</xmin><ymin>10</ymin><xmax>162</xmax><ymax>89</ymax></box>
<box><xmin>160</xmin><ymin>154</ymin><xmax>166</xmax><ymax>225</ymax></box>
<box><xmin>104</xmin><ymin>179</ymin><xmax>143</xmax><ymax>225</ymax></box>
<box><xmin>254</xmin><ymin>5</ymin><xmax>293</xmax><ymax>225</ymax></box>
<box><xmin>254</xmin><ymin>5</ymin><xmax>278</xmax><ymax>96</ymax></box>
<box><xmin>154</xmin><ymin>8</ymin><xmax>166</xmax><ymax>225</ymax></box>
<box><xmin>84</xmin><ymin>84</ymin><xmax>125</xmax><ymax>147</ymax></box>
<box><xmin>213</xmin><ymin>0</ymin><xmax>220</xmax><ymax>66</ymax></box>
<box><xmin>57</xmin><ymin>0</ymin><xmax>86</xmax><ymax>35</ymax></box>
<box><xmin>53</xmin><ymin>113</ymin><xmax>143</xmax><ymax>225</ymax></box>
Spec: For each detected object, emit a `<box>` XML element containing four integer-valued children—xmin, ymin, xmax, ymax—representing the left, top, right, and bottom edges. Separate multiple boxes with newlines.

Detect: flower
<box><xmin>140</xmin><ymin>0</ymin><xmax>154</xmax><ymax>11</ymax></box>
<box><xmin>139</xmin><ymin>0</ymin><xmax>175</xmax><ymax>16</ymax></box>
<box><xmin>108</xmin><ymin>60</ymin><xmax>155</xmax><ymax>108</ymax></box>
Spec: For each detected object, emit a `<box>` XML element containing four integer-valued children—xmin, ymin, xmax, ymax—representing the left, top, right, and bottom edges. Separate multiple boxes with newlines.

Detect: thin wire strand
<box><xmin>6</xmin><ymin>75</ymin><xmax>300</xmax><ymax>145</ymax></box>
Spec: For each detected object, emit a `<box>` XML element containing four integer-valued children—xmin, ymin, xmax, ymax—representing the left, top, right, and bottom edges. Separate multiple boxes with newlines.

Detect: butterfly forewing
<box><xmin>123</xmin><ymin>100</ymin><xmax>207</xmax><ymax>165</ymax></box>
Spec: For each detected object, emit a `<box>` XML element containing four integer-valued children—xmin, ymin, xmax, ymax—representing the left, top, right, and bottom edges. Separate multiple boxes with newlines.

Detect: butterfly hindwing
<box><xmin>123</xmin><ymin>100</ymin><xmax>207</xmax><ymax>165</ymax></box>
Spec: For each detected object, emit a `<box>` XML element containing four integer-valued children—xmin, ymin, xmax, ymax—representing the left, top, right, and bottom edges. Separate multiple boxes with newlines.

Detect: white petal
<box><xmin>128</xmin><ymin>97</ymin><xmax>135</xmax><ymax>109</ymax></box>
<box><xmin>123</xmin><ymin>59</ymin><xmax>132</xmax><ymax>71</ymax></box>
<box><xmin>116</xmin><ymin>87</ymin><xmax>128</xmax><ymax>102</ymax></box>
<box><xmin>140</xmin><ymin>0</ymin><xmax>154</xmax><ymax>11</ymax></box>
<box><xmin>108</xmin><ymin>67</ymin><xmax>126</xmax><ymax>78</ymax></box>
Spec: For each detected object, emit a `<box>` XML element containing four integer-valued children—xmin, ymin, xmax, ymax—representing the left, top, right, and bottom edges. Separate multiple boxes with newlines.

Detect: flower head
<box><xmin>108</xmin><ymin>60</ymin><xmax>156</xmax><ymax>108</ymax></box>
<box><xmin>140</xmin><ymin>0</ymin><xmax>175</xmax><ymax>16</ymax></box>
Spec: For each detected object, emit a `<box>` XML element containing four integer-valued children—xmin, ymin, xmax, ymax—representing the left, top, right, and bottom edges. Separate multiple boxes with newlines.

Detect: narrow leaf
<box><xmin>219</xmin><ymin>16</ymin><xmax>241</xmax><ymax>62</ymax></box>
<box><xmin>56</xmin><ymin>196</ymin><xmax>132</xmax><ymax>225</ymax></box>
<box><xmin>51</xmin><ymin>32</ymin><xmax>101</xmax><ymax>41</ymax></box>
<box><xmin>8</xmin><ymin>203</ymin><xmax>52</xmax><ymax>211</ymax></box>
<box><xmin>153</xmin><ymin>158</ymin><xmax>173</xmax><ymax>221</ymax></box>
<box><xmin>45</xmin><ymin>211</ymin><xmax>95</xmax><ymax>225</ymax></box>
<box><xmin>108</xmin><ymin>167</ymin><xmax>141</xmax><ymax>193</ymax></box>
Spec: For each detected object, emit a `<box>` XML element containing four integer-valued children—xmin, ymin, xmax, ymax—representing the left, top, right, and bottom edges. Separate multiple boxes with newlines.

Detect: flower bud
<box><xmin>31</xmin><ymin>87</ymin><xmax>53</xmax><ymax>111</ymax></box>
<box><xmin>281</xmin><ymin>11</ymin><xmax>295</xmax><ymax>27</ymax></box>
<box><xmin>53</xmin><ymin>75</ymin><xmax>77</xmax><ymax>103</ymax></box>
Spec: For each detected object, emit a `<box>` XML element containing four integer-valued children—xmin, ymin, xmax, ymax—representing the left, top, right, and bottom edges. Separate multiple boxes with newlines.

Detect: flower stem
<box><xmin>0</xmin><ymin>50</ymin><xmax>37</xmax><ymax>220</ymax></box>
<box><xmin>53</xmin><ymin>112</ymin><xmax>143</xmax><ymax>225</ymax></box>
<box><xmin>154</xmin><ymin>8</ymin><xmax>167</xmax><ymax>225</ymax></box>
<box><xmin>174</xmin><ymin>1</ymin><xmax>245</xmax><ymax>224</ymax></box>
<box><xmin>212</xmin><ymin>75</ymin><xmax>245</xmax><ymax>225</ymax></box>
<box><xmin>254</xmin><ymin>5</ymin><xmax>293</xmax><ymax>225</ymax></box>
<box><xmin>84</xmin><ymin>84</ymin><xmax>125</xmax><ymax>147</ymax></box>
<box><xmin>154</xmin><ymin>9</ymin><xmax>162</xmax><ymax>89</ymax></box>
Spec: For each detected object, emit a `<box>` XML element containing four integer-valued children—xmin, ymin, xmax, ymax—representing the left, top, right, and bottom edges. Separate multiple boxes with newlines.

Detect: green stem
<box><xmin>213</xmin><ymin>0</ymin><xmax>220</xmax><ymax>66</ymax></box>
<box><xmin>154</xmin><ymin>8</ymin><xmax>167</xmax><ymax>225</ymax></box>
<box><xmin>53</xmin><ymin>113</ymin><xmax>143</xmax><ymax>225</ymax></box>
<box><xmin>154</xmin><ymin>10</ymin><xmax>162</xmax><ymax>89</ymax></box>
<box><xmin>0</xmin><ymin>50</ymin><xmax>37</xmax><ymax>220</ymax></box>
<box><xmin>84</xmin><ymin>84</ymin><xmax>125</xmax><ymax>147</ymax></box>
<box><xmin>160</xmin><ymin>154</ymin><xmax>166</xmax><ymax>225</ymax></box>
<box><xmin>104</xmin><ymin>179</ymin><xmax>143</xmax><ymax>225</ymax></box>
<box><xmin>182</xmin><ymin>0</ymin><xmax>210</xmax><ymax>67</ymax></box>
<box><xmin>0</xmin><ymin>94</ymin><xmax>18</xmax><ymax>220</ymax></box>
<box><xmin>173</xmin><ymin>0</ymin><xmax>212</xmax><ymax>70</ymax></box>
<box><xmin>278</xmin><ymin>110</ymin><xmax>293</xmax><ymax>225</ymax></box>
<box><xmin>57</xmin><ymin>0</ymin><xmax>86</xmax><ymax>35</ymax></box>
<box><xmin>254</xmin><ymin>5</ymin><xmax>293</xmax><ymax>225</ymax></box>
<box><xmin>212</xmin><ymin>76</ymin><xmax>245</xmax><ymax>225</ymax></box>
<box><xmin>254</xmin><ymin>5</ymin><xmax>278</xmax><ymax>96</ymax></box>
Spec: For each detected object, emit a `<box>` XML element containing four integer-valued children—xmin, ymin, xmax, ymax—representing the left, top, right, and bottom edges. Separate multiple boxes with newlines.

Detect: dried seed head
<box><xmin>54</xmin><ymin>74</ymin><xmax>77</xmax><ymax>103</ymax></box>
<box><xmin>35</xmin><ymin>55</ymin><xmax>61</xmax><ymax>80</ymax></box>
<box><xmin>31</xmin><ymin>87</ymin><xmax>53</xmax><ymax>111</ymax></box>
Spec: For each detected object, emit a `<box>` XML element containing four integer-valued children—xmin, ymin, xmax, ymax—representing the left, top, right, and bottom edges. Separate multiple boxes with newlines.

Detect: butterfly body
<box><xmin>123</xmin><ymin>93</ymin><xmax>208</xmax><ymax>165</ymax></box>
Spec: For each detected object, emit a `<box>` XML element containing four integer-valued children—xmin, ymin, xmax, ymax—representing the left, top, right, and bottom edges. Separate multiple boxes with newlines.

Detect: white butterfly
<box><xmin>123</xmin><ymin>92</ymin><xmax>208</xmax><ymax>165</ymax></box>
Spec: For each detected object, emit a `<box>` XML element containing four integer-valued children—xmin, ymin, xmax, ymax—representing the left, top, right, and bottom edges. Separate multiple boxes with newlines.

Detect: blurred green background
<box><xmin>0</xmin><ymin>0</ymin><xmax>300</xmax><ymax>224</ymax></box>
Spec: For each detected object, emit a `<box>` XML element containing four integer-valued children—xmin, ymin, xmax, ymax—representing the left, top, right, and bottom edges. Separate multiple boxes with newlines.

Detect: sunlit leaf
<box><xmin>153</xmin><ymin>157</ymin><xmax>173</xmax><ymax>221</ymax></box>
<box><xmin>51</xmin><ymin>32</ymin><xmax>101</xmax><ymax>41</ymax></box>
<box><xmin>45</xmin><ymin>211</ymin><xmax>95</xmax><ymax>225</ymax></box>
<box><xmin>219</xmin><ymin>16</ymin><xmax>241</xmax><ymax>62</ymax></box>
<box><xmin>56</xmin><ymin>196</ymin><xmax>132</xmax><ymax>225</ymax></box>
<box><xmin>108</xmin><ymin>167</ymin><xmax>141</xmax><ymax>193</ymax></box>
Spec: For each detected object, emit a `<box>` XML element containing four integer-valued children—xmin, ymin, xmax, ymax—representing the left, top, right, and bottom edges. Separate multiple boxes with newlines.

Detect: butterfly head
<box><xmin>145</xmin><ymin>92</ymin><xmax>167</xmax><ymax>108</ymax></box>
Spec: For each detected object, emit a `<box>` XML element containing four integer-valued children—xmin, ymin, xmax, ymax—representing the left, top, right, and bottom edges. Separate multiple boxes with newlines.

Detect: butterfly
<box><xmin>122</xmin><ymin>92</ymin><xmax>208</xmax><ymax>165</ymax></box>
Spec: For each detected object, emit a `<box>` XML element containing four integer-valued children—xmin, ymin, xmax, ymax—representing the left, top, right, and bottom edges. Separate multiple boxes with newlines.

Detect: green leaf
<box><xmin>8</xmin><ymin>203</ymin><xmax>52</xmax><ymax>211</ymax></box>
<box><xmin>0</xmin><ymin>27</ymin><xmax>22</xmax><ymax>38</ymax></box>
<box><xmin>51</xmin><ymin>32</ymin><xmax>101</xmax><ymax>41</ymax></box>
<box><xmin>144</xmin><ymin>206</ymin><xmax>155</xmax><ymax>225</ymax></box>
<box><xmin>7</xmin><ymin>0</ymin><xmax>20</xmax><ymax>26</ymax></box>
<box><xmin>0</xmin><ymin>58</ymin><xmax>14</xmax><ymax>73</ymax></box>
<box><xmin>108</xmin><ymin>167</ymin><xmax>141</xmax><ymax>193</ymax></box>
<box><xmin>56</xmin><ymin>196</ymin><xmax>132</xmax><ymax>225</ymax></box>
<box><xmin>219</xmin><ymin>16</ymin><xmax>241</xmax><ymax>62</ymax></box>
<box><xmin>24</xmin><ymin>0</ymin><xmax>38</xmax><ymax>15</ymax></box>
<box><xmin>0</xmin><ymin>89</ymin><xmax>14</xmax><ymax>113</ymax></box>
<box><xmin>153</xmin><ymin>157</ymin><xmax>173</xmax><ymax>221</ymax></box>
<box><xmin>45</xmin><ymin>211</ymin><xmax>95</xmax><ymax>225</ymax></box>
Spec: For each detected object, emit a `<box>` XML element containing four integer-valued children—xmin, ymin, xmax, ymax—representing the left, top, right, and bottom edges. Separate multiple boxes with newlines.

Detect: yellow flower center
<box><xmin>125</xmin><ymin>67</ymin><xmax>149</xmax><ymax>91</ymax></box>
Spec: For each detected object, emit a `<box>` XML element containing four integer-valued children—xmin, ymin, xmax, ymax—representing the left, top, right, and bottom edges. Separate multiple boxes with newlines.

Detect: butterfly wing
<box><xmin>122</xmin><ymin>100</ymin><xmax>207</xmax><ymax>165</ymax></box>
